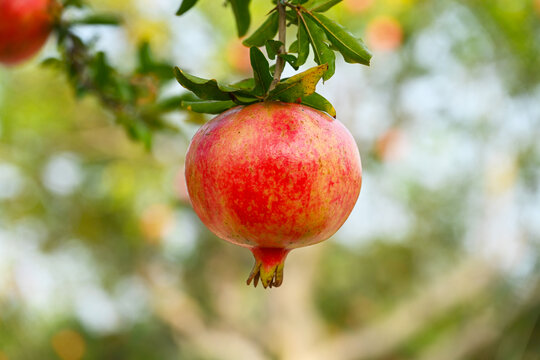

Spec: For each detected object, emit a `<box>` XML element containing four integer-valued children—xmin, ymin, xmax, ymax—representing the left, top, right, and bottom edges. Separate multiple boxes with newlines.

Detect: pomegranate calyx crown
<box><xmin>246</xmin><ymin>247</ymin><xmax>290</xmax><ymax>289</ymax></box>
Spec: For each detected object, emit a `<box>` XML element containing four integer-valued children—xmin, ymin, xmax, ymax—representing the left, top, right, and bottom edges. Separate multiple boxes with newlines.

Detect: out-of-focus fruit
<box><xmin>343</xmin><ymin>0</ymin><xmax>374</xmax><ymax>13</ymax></box>
<box><xmin>375</xmin><ymin>128</ymin><xmax>407</xmax><ymax>162</ymax></box>
<box><xmin>0</xmin><ymin>0</ymin><xmax>60</xmax><ymax>65</ymax></box>
<box><xmin>51</xmin><ymin>329</ymin><xmax>86</xmax><ymax>360</ymax></box>
<box><xmin>366</xmin><ymin>16</ymin><xmax>404</xmax><ymax>52</ymax></box>
<box><xmin>140</xmin><ymin>204</ymin><xmax>174</xmax><ymax>244</ymax></box>
<box><xmin>225</xmin><ymin>39</ymin><xmax>252</xmax><ymax>75</ymax></box>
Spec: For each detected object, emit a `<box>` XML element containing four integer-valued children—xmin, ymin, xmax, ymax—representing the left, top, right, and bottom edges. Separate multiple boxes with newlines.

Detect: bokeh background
<box><xmin>1</xmin><ymin>0</ymin><xmax>540</xmax><ymax>359</ymax></box>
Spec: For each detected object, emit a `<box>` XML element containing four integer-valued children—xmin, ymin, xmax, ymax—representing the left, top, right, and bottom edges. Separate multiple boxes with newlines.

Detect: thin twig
<box><xmin>268</xmin><ymin>0</ymin><xmax>287</xmax><ymax>92</ymax></box>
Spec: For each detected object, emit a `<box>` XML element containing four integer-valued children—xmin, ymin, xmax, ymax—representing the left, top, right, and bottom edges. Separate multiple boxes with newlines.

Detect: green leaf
<box><xmin>230</xmin><ymin>94</ymin><xmax>259</xmax><ymax>105</ymax></box>
<box><xmin>289</xmin><ymin>40</ymin><xmax>299</xmax><ymax>53</ymax></box>
<box><xmin>294</xmin><ymin>19</ymin><xmax>310</xmax><ymax>68</ymax></box>
<box><xmin>41</xmin><ymin>57</ymin><xmax>63</xmax><ymax>69</ymax></box>
<box><xmin>306</xmin><ymin>12</ymin><xmax>371</xmax><ymax>65</ymax></box>
<box><xmin>173</xmin><ymin>67</ymin><xmax>231</xmax><ymax>101</ymax></box>
<box><xmin>301</xmin><ymin>14</ymin><xmax>335</xmax><ymax>80</ymax></box>
<box><xmin>305</xmin><ymin>0</ymin><xmax>343</xmax><ymax>12</ymax></box>
<box><xmin>250</xmin><ymin>47</ymin><xmax>273</xmax><ymax>96</ymax></box>
<box><xmin>91</xmin><ymin>51</ymin><xmax>113</xmax><ymax>89</ymax></box>
<box><xmin>279</xmin><ymin>53</ymin><xmax>299</xmax><ymax>70</ymax></box>
<box><xmin>301</xmin><ymin>92</ymin><xmax>336</xmax><ymax>117</ymax></box>
<box><xmin>230</xmin><ymin>78</ymin><xmax>256</xmax><ymax>90</ymax></box>
<box><xmin>285</xmin><ymin>9</ymin><xmax>298</xmax><ymax>24</ymax></box>
<box><xmin>265</xmin><ymin>40</ymin><xmax>283</xmax><ymax>60</ymax></box>
<box><xmin>62</xmin><ymin>0</ymin><xmax>84</xmax><ymax>9</ymax></box>
<box><xmin>176</xmin><ymin>0</ymin><xmax>198</xmax><ymax>15</ymax></box>
<box><xmin>124</xmin><ymin>119</ymin><xmax>152</xmax><ymax>150</ymax></box>
<box><xmin>243</xmin><ymin>11</ymin><xmax>279</xmax><ymax>47</ymax></box>
<box><xmin>154</xmin><ymin>95</ymin><xmax>189</xmax><ymax>112</ymax></box>
<box><xmin>268</xmin><ymin>64</ymin><xmax>327</xmax><ymax>102</ymax></box>
<box><xmin>229</xmin><ymin>0</ymin><xmax>252</xmax><ymax>37</ymax></box>
<box><xmin>70</xmin><ymin>14</ymin><xmax>122</xmax><ymax>26</ymax></box>
<box><xmin>181</xmin><ymin>99</ymin><xmax>236</xmax><ymax>114</ymax></box>
<box><xmin>136</xmin><ymin>42</ymin><xmax>174</xmax><ymax>81</ymax></box>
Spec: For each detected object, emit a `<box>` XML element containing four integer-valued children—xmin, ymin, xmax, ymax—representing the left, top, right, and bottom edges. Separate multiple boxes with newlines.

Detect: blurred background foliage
<box><xmin>1</xmin><ymin>0</ymin><xmax>540</xmax><ymax>359</ymax></box>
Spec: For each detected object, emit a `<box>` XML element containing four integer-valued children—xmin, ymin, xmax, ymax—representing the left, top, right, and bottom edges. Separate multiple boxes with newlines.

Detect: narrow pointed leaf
<box><xmin>305</xmin><ymin>0</ymin><xmax>342</xmax><ymax>12</ymax></box>
<box><xmin>243</xmin><ymin>11</ymin><xmax>279</xmax><ymax>47</ymax></box>
<box><xmin>306</xmin><ymin>12</ymin><xmax>371</xmax><ymax>65</ymax></box>
<box><xmin>229</xmin><ymin>0</ymin><xmax>252</xmax><ymax>37</ymax></box>
<box><xmin>302</xmin><ymin>14</ymin><xmax>335</xmax><ymax>80</ymax></box>
<box><xmin>268</xmin><ymin>64</ymin><xmax>327</xmax><ymax>102</ymax></box>
<box><xmin>176</xmin><ymin>0</ymin><xmax>198</xmax><ymax>15</ymax></box>
<box><xmin>250</xmin><ymin>47</ymin><xmax>273</xmax><ymax>96</ymax></box>
<box><xmin>301</xmin><ymin>92</ymin><xmax>336</xmax><ymax>117</ymax></box>
<box><xmin>181</xmin><ymin>99</ymin><xmax>236</xmax><ymax>114</ymax></box>
<box><xmin>295</xmin><ymin>19</ymin><xmax>310</xmax><ymax>68</ymax></box>
<box><xmin>174</xmin><ymin>67</ymin><xmax>230</xmax><ymax>100</ymax></box>
<box><xmin>70</xmin><ymin>14</ymin><xmax>122</xmax><ymax>26</ymax></box>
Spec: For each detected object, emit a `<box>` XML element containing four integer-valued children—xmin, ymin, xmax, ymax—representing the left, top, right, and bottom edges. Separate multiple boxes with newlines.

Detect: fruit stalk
<box><xmin>268</xmin><ymin>0</ymin><xmax>287</xmax><ymax>92</ymax></box>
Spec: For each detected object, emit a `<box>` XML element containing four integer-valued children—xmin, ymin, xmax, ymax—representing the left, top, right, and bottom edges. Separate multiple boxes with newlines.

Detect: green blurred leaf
<box><xmin>302</xmin><ymin>14</ymin><xmax>335</xmax><ymax>80</ymax></box>
<box><xmin>62</xmin><ymin>0</ymin><xmax>85</xmax><ymax>8</ymax></box>
<box><xmin>136</xmin><ymin>42</ymin><xmax>174</xmax><ymax>81</ymax></box>
<box><xmin>176</xmin><ymin>0</ymin><xmax>198</xmax><ymax>15</ymax></box>
<box><xmin>301</xmin><ymin>92</ymin><xmax>336</xmax><ymax>117</ymax></box>
<box><xmin>305</xmin><ymin>0</ymin><xmax>343</xmax><ymax>12</ymax></box>
<box><xmin>124</xmin><ymin>119</ymin><xmax>153</xmax><ymax>150</ymax></box>
<box><xmin>243</xmin><ymin>11</ymin><xmax>279</xmax><ymax>47</ymax></box>
<box><xmin>306</xmin><ymin>12</ymin><xmax>371</xmax><ymax>65</ymax></box>
<box><xmin>250</xmin><ymin>47</ymin><xmax>273</xmax><ymax>96</ymax></box>
<box><xmin>69</xmin><ymin>14</ymin><xmax>122</xmax><ymax>26</ymax></box>
<box><xmin>181</xmin><ymin>99</ymin><xmax>236</xmax><ymax>114</ymax></box>
<box><xmin>153</xmin><ymin>93</ymin><xmax>197</xmax><ymax>112</ymax></box>
<box><xmin>268</xmin><ymin>64</ymin><xmax>327</xmax><ymax>102</ymax></box>
<box><xmin>91</xmin><ymin>51</ymin><xmax>113</xmax><ymax>89</ymax></box>
<box><xmin>41</xmin><ymin>57</ymin><xmax>63</xmax><ymax>70</ymax></box>
<box><xmin>229</xmin><ymin>0</ymin><xmax>252</xmax><ymax>37</ymax></box>
<box><xmin>173</xmin><ymin>67</ymin><xmax>231</xmax><ymax>101</ymax></box>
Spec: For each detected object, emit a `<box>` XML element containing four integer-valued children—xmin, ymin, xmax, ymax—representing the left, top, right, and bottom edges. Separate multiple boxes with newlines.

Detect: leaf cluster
<box><xmin>43</xmin><ymin>0</ymin><xmax>184</xmax><ymax>148</ymax></box>
<box><xmin>175</xmin><ymin>0</ymin><xmax>372</xmax><ymax>117</ymax></box>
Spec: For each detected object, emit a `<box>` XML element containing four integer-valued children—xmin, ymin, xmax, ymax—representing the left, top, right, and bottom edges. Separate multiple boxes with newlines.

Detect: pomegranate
<box><xmin>0</xmin><ymin>0</ymin><xmax>60</xmax><ymax>65</ymax></box>
<box><xmin>185</xmin><ymin>102</ymin><xmax>362</xmax><ymax>288</ymax></box>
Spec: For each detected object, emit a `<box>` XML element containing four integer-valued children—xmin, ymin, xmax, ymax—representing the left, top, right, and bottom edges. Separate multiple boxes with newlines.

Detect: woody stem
<box><xmin>268</xmin><ymin>0</ymin><xmax>287</xmax><ymax>92</ymax></box>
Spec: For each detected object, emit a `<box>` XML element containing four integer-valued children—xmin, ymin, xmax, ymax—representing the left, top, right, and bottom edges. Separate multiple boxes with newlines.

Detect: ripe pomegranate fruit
<box><xmin>0</xmin><ymin>0</ymin><xmax>60</xmax><ymax>65</ymax></box>
<box><xmin>185</xmin><ymin>102</ymin><xmax>362</xmax><ymax>288</ymax></box>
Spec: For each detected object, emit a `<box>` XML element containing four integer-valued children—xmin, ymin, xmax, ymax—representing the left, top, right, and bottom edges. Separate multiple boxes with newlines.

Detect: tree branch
<box><xmin>268</xmin><ymin>1</ymin><xmax>287</xmax><ymax>92</ymax></box>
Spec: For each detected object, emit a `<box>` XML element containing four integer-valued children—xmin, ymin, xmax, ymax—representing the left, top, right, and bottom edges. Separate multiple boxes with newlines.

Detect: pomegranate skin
<box><xmin>0</xmin><ymin>0</ymin><xmax>58</xmax><ymax>65</ymax></box>
<box><xmin>185</xmin><ymin>102</ymin><xmax>362</xmax><ymax>287</ymax></box>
